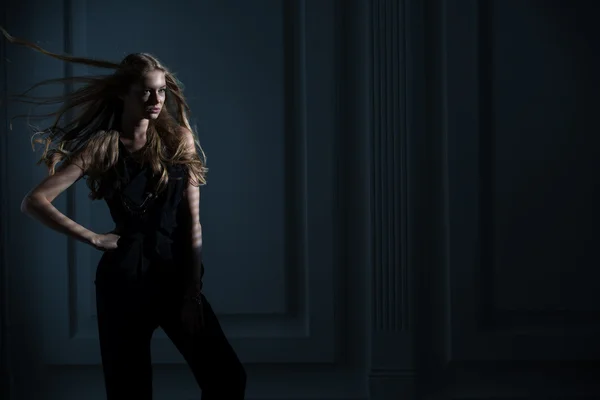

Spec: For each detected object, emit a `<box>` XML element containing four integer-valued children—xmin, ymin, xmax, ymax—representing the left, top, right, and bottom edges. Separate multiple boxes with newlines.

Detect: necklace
<box><xmin>120</xmin><ymin>191</ymin><xmax>156</xmax><ymax>217</ymax></box>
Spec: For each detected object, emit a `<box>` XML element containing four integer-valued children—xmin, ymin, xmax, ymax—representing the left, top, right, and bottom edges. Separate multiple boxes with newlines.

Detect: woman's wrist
<box><xmin>85</xmin><ymin>231</ymin><xmax>100</xmax><ymax>247</ymax></box>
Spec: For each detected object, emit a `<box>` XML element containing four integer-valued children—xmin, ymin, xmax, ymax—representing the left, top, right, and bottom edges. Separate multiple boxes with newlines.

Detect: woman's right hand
<box><xmin>91</xmin><ymin>232</ymin><xmax>120</xmax><ymax>251</ymax></box>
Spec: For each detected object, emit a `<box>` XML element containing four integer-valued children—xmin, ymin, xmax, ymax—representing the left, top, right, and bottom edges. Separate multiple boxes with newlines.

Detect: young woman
<box><xmin>1</xmin><ymin>28</ymin><xmax>246</xmax><ymax>399</ymax></box>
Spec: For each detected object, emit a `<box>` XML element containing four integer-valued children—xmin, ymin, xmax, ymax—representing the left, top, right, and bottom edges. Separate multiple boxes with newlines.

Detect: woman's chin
<box><xmin>146</xmin><ymin>111</ymin><xmax>161</xmax><ymax>120</ymax></box>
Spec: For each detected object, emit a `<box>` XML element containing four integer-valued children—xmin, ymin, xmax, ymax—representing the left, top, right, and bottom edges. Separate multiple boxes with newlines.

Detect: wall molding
<box><xmin>367</xmin><ymin>0</ymin><xmax>413</xmax><ymax>398</ymax></box>
<box><xmin>367</xmin><ymin>0</ymin><xmax>424</xmax><ymax>398</ymax></box>
<box><xmin>370</xmin><ymin>0</ymin><xmax>407</xmax><ymax>336</ymax></box>
<box><xmin>45</xmin><ymin>0</ymin><xmax>339</xmax><ymax>366</ymax></box>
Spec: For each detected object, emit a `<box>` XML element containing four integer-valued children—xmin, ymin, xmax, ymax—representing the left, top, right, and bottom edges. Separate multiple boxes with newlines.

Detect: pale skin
<box><xmin>20</xmin><ymin>69</ymin><xmax>204</xmax><ymax>331</ymax></box>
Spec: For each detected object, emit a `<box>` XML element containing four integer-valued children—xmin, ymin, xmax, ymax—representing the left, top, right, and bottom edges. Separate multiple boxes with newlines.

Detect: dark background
<box><xmin>1</xmin><ymin>0</ymin><xmax>600</xmax><ymax>399</ymax></box>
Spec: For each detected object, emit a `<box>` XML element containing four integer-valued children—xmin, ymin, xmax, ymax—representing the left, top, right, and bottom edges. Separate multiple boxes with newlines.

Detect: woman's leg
<box><xmin>96</xmin><ymin>283</ymin><xmax>157</xmax><ymax>400</ymax></box>
<box><xmin>158</xmin><ymin>293</ymin><xmax>246</xmax><ymax>399</ymax></box>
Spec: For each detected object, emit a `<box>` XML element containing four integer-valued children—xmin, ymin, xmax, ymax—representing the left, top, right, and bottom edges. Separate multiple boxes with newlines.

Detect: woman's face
<box><xmin>121</xmin><ymin>69</ymin><xmax>167</xmax><ymax>121</ymax></box>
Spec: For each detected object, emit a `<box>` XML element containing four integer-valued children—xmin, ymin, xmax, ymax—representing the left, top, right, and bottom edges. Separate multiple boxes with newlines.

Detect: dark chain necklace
<box><xmin>119</xmin><ymin>191</ymin><xmax>157</xmax><ymax>217</ymax></box>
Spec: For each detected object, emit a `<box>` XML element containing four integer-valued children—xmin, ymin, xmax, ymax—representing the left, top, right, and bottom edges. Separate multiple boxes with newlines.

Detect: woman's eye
<box><xmin>143</xmin><ymin>89</ymin><xmax>166</xmax><ymax>95</ymax></box>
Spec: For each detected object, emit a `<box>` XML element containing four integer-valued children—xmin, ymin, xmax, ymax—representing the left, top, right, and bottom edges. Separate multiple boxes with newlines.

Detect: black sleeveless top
<box><xmin>95</xmin><ymin>141</ymin><xmax>194</xmax><ymax>285</ymax></box>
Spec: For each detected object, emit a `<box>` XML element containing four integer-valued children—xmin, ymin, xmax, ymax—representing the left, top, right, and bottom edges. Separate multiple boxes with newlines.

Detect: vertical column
<box><xmin>368</xmin><ymin>0</ymin><xmax>415</xmax><ymax>398</ymax></box>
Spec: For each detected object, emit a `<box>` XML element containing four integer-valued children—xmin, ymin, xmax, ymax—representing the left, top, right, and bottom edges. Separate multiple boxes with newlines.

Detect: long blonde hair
<box><xmin>1</xmin><ymin>27</ymin><xmax>207</xmax><ymax>200</ymax></box>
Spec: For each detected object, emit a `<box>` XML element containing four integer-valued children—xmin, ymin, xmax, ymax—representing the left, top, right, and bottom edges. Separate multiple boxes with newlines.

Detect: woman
<box><xmin>1</xmin><ymin>28</ymin><xmax>246</xmax><ymax>399</ymax></box>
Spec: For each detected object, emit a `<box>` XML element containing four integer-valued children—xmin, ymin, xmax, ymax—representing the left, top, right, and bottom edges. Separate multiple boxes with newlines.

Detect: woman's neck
<box><xmin>120</xmin><ymin>114</ymin><xmax>149</xmax><ymax>140</ymax></box>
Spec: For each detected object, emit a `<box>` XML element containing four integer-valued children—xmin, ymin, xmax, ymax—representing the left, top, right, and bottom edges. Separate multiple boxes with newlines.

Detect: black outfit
<box><xmin>94</xmin><ymin>141</ymin><xmax>246</xmax><ymax>399</ymax></box>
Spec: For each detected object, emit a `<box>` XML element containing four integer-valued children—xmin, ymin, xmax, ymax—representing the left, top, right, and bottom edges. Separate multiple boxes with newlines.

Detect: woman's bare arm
<box><xmin>179</xmin><ymin>127</ymin><xmax>203</xmax><ymax>285</ymax></box>
<box><xmin>21</xmin><ymin>154</ymin><xmax>99</xmax><ymax>247</ymax></box>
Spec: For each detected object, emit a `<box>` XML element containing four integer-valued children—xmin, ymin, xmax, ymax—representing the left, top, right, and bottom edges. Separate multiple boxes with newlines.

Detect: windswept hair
<box><xmin>1</xmin><ymin>26</ymin><xmax>207</xmax><ymax>199</ymax></box>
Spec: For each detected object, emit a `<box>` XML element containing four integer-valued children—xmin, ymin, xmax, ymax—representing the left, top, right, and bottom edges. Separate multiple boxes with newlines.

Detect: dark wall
<box><xmin>416</xmin><ymin>0</ymin><xmax>600</xmax><ymax>398</ymax></box>
<box><xmin>4</xmin><ymin>0</ymin><xmax>599</xmax><ymax>399</ymax></box>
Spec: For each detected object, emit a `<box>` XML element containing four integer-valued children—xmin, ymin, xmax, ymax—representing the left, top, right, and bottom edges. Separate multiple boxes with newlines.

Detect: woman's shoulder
<box><xmin>67</xmin><ymin>145</ymin><xmax>93</xmax><ymax>172</ymax></box>
<box><xmin>175</xmin><ymin>126</ymin><xmax>196</xmax><ymax>152</ymax></box>
<box><xmin>70</xmin><ymin>132</ymin><xmax>119</xmax><ymax>162</ymax></box>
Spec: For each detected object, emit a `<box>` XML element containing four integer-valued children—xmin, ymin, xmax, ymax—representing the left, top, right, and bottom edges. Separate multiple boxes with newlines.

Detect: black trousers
<box><xmin>95</xmin><ymin>261</ymin><xmax>246</xmax><ymax>400</ymax></box>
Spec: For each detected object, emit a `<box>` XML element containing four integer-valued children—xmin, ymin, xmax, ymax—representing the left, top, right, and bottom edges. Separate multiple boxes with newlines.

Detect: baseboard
<box><xmin>368</xmin><ymin>370</ymin><xmax>417</xmax><ymax>400</ymax></box>
<box><xmin>190</xmin><ymin>395</ymin><xmax>367</xmax><ymax>400</ymax></box>
<box><xmin>451</xmin><ymin>397</ymin><xmax>600</xmax><ymax>400</ymax></box>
